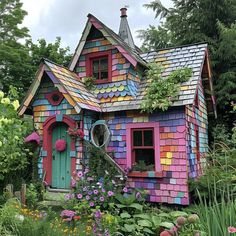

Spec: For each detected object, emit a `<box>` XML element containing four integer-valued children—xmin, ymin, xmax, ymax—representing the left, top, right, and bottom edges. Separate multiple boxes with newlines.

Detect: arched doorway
<box><xmin>43</xmin><ymin>115</ymin><xmax>76</xmax><ymax>189</ymax></box>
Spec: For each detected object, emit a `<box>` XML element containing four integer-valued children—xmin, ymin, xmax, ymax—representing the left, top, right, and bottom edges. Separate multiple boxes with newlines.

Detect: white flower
<box><xmin>15</xmin><ymin>214</ymin><xmax>24</xmax><ymax>221</ymax></box>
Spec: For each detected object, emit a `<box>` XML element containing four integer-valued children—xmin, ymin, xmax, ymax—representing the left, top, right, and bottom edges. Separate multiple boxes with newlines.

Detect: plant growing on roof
<box><xmin>82</xmin><ymin>76</ymin><xmax>96</xmax><ymax>91</ymax></box>
<box><xmin>141</xmin><ymin>63</ymin><xmax>192</xmax><ymax>112</ymax></box>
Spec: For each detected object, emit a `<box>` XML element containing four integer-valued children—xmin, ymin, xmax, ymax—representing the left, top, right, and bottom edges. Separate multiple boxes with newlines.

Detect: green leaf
<box><xmin>143</xmin><ymin>227</ymin><xmax>155</xmax><ymax>234</ymax></box>
<box><xmin>129</xmin><ymin>203</ymin><xmax>143</xmax><ymax>211</ymax></box>
<box><xmin>159</xmin><ymin>222</ymin><xmax>174</xmax><ymax>229</ymax></box>
<box><xmin>120</xmin><ymin>212</ymin><xmax>131</xmax><ymax>219</ymax></box>
<box><xmin>124</xmin><ymin>224</ymin><xmax>136</xmax><ymax>232</ymax></box>
<box><xmin>133</xmin><ymin>213</ymin><xmax>151</xmax><ymax>220</ymax></box>
<box><xmin>137</xmin><ymin>219</ymin><xmax>153</xmax><ymax>227</ymax></box>
<box><xmin>169</xmin><ymin>211</ymin><xmax>188</xmax><ymax>218</ymax></box>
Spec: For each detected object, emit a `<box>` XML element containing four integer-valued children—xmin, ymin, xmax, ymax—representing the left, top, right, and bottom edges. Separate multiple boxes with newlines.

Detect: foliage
<box><xmin>141</xmin><ymin>63</ymin><xmax>192</xmax><ymax>112</ymax></box>
<box><xmin>0</xmin><ymin>0</ymin><xmax>31</xmax><ymax>94</ymax></box>
<box><xmin>194</xmin><ymin>193</ymin><xmax>236</xmax><ymax>236</ymax></box>
<box><xmin>0</xmin><ymin>1</ymin><xmax>72</xmax><ymax>99</ymax></box>
<box><xmin>82</xmin><ymin>77</ymin><xmax>96</xmax><ymax>91</ymax></box>
<box><xmin>132</xmin><ymin>161</ymin><xmax>154</xmax><ymax>172</ymax></box>
<box><xmin>26</xmin><ymin>182</ymin><xmax>45</xmax><ymax>209</ymax></box>
<box><xmin>139</xmin><ymin>0</ymin><xmax>236</xmax><ymax>121</ymax></box>
<box><xmin>0</xmin><ymin>88</ymin><xmax>32</xmax><ymax>181</ymax></box>
<box><xmin>189</xmin><ymin>122</ymin><xmax>236</xmax><ymax>202</ymax></box>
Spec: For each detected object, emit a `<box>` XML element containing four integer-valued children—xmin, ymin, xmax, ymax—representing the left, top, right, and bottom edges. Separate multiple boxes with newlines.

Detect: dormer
<box><xmin>69</xmin><ymin>10</ymin><xmax>147</xmax><ymax>86</ymax></box>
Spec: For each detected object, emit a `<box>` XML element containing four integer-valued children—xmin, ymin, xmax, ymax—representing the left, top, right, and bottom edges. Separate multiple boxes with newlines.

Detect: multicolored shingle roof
<box><xmin>19</xmin><ymin>59</ymin><xmax>101</xmax><ymax>115</ymax></box>
<box><xmin>101</xmin><ymin>43</ymin><xmax>209</xmax><ymax>112</ymax></box>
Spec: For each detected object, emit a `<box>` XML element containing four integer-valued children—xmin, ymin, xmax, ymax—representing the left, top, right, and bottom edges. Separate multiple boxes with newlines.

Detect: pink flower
<box><xmin>107</xmin><ymin>191</ymin><xmax>114</xmax><ymax>197</ymax></box>
<box><xmin>100</xmin><ymin>196</ymin><xmax>105</xmax><ymax>202</ymax></box>
<box><xmin>228</xmin><ymin>226</ymin><xmax>236</xmax><ymax>233</ymax></box>
<box><xmin>77</xmin><ymin>194</ymin><xmax>83</xmax><ymax>199</ymax></box>
<box><xmin>93</xmin><ymin>189</ymin><xmax>98</xmax><ymax>194</ymax></box>
<box><xmin>123</xmin><ymin>187</ymin><xmax>128</xmax><ymax>193</ymax></box>
<box><xmin>86</xmin><ymin>195</ymin><xmax>90</xmax><ymax>200</ymax></box>
<box><xmin>89</xmin><ymin>201</ymin><xmax>95</xmax><ymax>207</ymax></box>
<box><xmin>71</xmin><ymin>179</ymin><xmax>76</xmax><ymax>187</ymax></box>
<box><xmin>77</xmin><ymin>171</ymin><xmax>83</xmax><ymax>178</ymax></box>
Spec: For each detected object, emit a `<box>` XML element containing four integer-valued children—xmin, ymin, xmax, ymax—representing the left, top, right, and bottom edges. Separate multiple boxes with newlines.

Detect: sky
<box><xmin>21</xmin><ymin>0</ymin><xmax>173</xmax><ymax>52</ymax></box>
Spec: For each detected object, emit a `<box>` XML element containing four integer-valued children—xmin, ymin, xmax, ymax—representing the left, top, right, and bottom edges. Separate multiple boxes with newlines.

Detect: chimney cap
<box><xmin>120</xmin><ymin>7</ymin><xmax>127</xmax><ymax>17</ymax></box>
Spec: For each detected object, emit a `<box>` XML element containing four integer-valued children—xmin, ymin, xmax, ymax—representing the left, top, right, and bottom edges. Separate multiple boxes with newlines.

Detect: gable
<box><xmin>69</xmin><ymin>14</ymin><xmax>147</xmax><ymax>71</ymax></box>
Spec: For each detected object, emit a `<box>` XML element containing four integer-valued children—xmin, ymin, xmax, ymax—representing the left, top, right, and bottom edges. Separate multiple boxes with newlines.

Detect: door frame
<box><xmin>43</xmin><ymin>114</ymin><xmax>76</xmax><ymax>187</ymax></box>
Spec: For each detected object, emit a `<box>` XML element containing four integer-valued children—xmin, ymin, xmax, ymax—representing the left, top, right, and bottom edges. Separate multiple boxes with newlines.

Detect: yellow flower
<box><xmin>0</xmin><ymin>91</ymin><xmax>4</xmax><ymax>99</ymax></box>
<box><xmin>12</xmin><ymin>100</ymin><xmax>20</xmax><ymax>110</ymax></box>
<box><xmin>1</xmin><ymin>98</ymin><xmax>10</xmax><ymax>105</ymax></box>
<box><xmin>86</xmin><ymin>226</ymin><xmax>92</xmax><ymax>231</ymax></box>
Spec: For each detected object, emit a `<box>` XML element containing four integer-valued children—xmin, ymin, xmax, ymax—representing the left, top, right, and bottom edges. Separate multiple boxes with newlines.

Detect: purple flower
<box><xmin>77</xmin><ymin>194</ymin><xmax>83</xmax><ymax>199</ymax></box>
<box><xmin>71</xmin><ymin>179</ymin><xmax>76</xmax><ymax>187</ymax></box>
<box><xmin>102</xmin><ymin>188</ymin><xmax>106</xmax><ymax>193</ymax></box>
<box><xmin>84</xmin><ymin>168</ymin><xmax>89</xmax><ymax>174</ymax></box>
<box><xmin>89</xmin><ymin>201</ymin><xmax>95</xmax><ymax>207</ymax></box>
<box><xmin>99</xmin><ymin>196</ymin><xmax>105</xmax><ymax>202</ymax></box>
<box><xmin>94</xmin><ymin>210</ymin><xmax>102</xmax><ymax>218</ymax></box>
<box><xmin>93</xmin><ymin>189</ymin><xmax>98</xmax><ymax>195</ymax></box>
<box><xmin>88</xmin><ymin>191</ymin><xmax>93</xmax><ymax>195</ymax></box>
<box><xmin>77</xmin><ymin>171</ymin><xmax>83</xmax><ymax>178</ymax></box>
<box><xmin>83</xmin><ymin>186</ymin><xmax>87</xmax><ymax>191</ymax></box>
<box><xmin>123</xmin><ymin>187</ymin><xmax>128</xmax><ymax>193</ymax></box>
<box><xmin>86</xmin><ymin>195</ymin><xmax>90</xmax><ymax>200</ymax></box>
<box><xmin>107</xmin><ymin>191</ymin><xmax>114</xmax><ymax>197</ymax></box>
<box><xmin>60</xmin><ymin>210</ymin><xmax>76</xmax><ymax>220</ymax></box>
<box><xmin>87</xmin><ymin>177</ymin><xmax>94</xmax><ymax>181</ymax></box>
<box><xmin>136</xmin><ymin>192</ymin><xmax>141</xmax><ymax>199</ymax></box>
<box><xmin>64</xmin><ymin>194</ymin><xmax>72</xmax><ymax>200</ymax></box>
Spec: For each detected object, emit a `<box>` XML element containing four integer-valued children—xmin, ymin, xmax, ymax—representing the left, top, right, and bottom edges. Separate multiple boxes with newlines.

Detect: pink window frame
<box><xmin>126</xmin><ymin>122</ymin><xmax>161</xmax><ymax>172</ymax></box>
<box><xmin>86</xmin><ymin>51</ymin><xmax>112</xmax><ymax>84</ymax></box>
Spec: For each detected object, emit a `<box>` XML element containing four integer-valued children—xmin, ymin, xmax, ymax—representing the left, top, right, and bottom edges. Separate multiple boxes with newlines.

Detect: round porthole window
<box><xmin>90</xmin><ymin>120</ymin><xmax>111</xmax><ymax>148</ymax></box>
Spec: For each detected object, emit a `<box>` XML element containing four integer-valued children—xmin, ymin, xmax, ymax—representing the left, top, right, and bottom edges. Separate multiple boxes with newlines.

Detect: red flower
<box><xmin>73</xmin><ymin>215</ymin><xmax>81</xmax><ymax>220</ymax></box>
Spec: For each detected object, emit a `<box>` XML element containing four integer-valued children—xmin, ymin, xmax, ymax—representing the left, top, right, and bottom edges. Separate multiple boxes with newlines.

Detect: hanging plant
<box><xmin>68</xmin><ymin>127</ymin><xmax>85</xmax><ymax>140</ymax></box>
<box><xmin>55</xmin><ymin>139</ymin><xmax>67</xmax><ymax>152</ymax></box>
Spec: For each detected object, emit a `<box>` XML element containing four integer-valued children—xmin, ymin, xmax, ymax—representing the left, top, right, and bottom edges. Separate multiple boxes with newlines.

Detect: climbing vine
<box><xmin>141</xmin><ymin>63</ymin><xmax>192</xmax><ymax>113</ymax></box>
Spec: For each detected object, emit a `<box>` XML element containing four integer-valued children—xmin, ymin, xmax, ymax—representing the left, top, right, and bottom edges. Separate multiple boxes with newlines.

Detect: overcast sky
<box><xmin>21</xmin><ymin>0</ymin><xmax>173</xmax><ymax>52</ymax></box>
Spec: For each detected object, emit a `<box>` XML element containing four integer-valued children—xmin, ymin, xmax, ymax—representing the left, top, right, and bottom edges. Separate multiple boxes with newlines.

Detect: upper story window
<box><xmin>86</xmin><ymin>51</ymin><xmax>111</xmax><ymax>83</ymax></box>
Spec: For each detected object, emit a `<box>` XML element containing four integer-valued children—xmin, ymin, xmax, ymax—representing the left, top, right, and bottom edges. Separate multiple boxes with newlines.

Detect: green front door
<box><xmin>52</xmin><ymin>123</ymin><xmax>71</xmax><ymax>189</ymax></box>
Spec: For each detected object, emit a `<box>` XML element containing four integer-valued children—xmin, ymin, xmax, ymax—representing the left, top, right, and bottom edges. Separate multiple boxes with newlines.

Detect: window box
<box><xmin>128</xmin><ymin>170</ymin><xmax>163</xmax><ymax>178</ymax></box>
<box><xmin>86</xmin><ymin>51</ymin><xmax>112</xmax><ymax>83</ymax></box>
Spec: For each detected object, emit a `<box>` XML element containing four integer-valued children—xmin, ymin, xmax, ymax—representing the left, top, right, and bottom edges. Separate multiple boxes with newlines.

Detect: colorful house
<box><xmin>19</xmin><ymin>8</ymin><xmax>216</xmax><ymax>205</ymax></box>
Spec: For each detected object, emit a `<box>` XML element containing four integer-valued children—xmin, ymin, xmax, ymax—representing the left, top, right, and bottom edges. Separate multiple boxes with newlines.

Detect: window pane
<box><xmin>133</xmin><ymin>130</ymin><xmax>142</xmax><ymax>146</ymax></box>
<box><xmin>144</xmin><ymin>130</ymin><xmax>153</xmax><ymax>146</ymax></box>
<box><xmin>100</xmin><ymin>58</ymin><xmax>108</xmax><ymax>70</ymax></box>
<box><xmin>101</xmin><ymin>71</ymin><xmax>108</xmax><ymax>80</ymax></box>
<box><xmin>134</xmin><ymin>149</ymin><xmax>155</xmax><ymax>167</ymax></box>
<box><xmin>93</xmin><ymin>72</ymin><xmax>99</xmax><ymax>80</ymax></box>
<box><xmin>92</xmin><ymin>60</ymin><xmax>99</xmax><ymax>72</ymax></box>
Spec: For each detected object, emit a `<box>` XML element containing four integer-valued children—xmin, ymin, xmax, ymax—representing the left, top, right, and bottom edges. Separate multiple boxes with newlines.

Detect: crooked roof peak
<box><xmin>118</xmin><ymin>7</ymin><xmax>135</xmax><ymax>50</ymax></box>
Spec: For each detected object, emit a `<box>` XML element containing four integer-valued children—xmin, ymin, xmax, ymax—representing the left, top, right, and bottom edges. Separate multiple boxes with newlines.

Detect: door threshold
<box><xmin>47</xmin><ymin>187</ymin><xmax>70</xmax><ymax>193</ymax></box>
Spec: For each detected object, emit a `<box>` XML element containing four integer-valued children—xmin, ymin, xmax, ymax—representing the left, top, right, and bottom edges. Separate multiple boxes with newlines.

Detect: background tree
<box><xmin>139</xmin><ymin>0</ymin><xmax>236</xmax><ymax>130</ymax></box>
<box><xmin>0</xmin><ymin>0</ymin><xmax>72</xmax><ymax>100</ymax></box>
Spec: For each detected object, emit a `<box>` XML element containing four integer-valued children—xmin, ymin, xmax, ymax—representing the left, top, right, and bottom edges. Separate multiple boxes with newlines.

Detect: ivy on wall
<box><xmin>141</xmin><ymin>63</ymin><xmax>192</xmax><ymax>113</ymax></box>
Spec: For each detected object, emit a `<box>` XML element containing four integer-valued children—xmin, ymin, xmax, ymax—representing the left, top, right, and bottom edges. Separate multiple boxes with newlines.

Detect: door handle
<box><xmin>53</xmin><ymin>155</ymin><xmax>55</xmax><ymax>160</ymax></box>
<box><xmin>67</xmin><ymin>170</ymin><xmax>69</xmax><ymax>174</ymax></box>
<box><xmin>62</xmin><ymin>176</ymin><xmax>64</xmax><ymax>180</ymax></box>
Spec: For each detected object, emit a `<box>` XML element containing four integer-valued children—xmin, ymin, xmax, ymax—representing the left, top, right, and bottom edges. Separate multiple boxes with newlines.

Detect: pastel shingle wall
<box><xmin>186</xmin><ymin>80</ymin><xmax>208</xmax><ymax>179</ymax></box>
<box><xmin>103</xmin><ymin>108</ymin><xmax>190</xmax><ymax>205</ymax></box>
<box><xmin>32</xmin><ymin>77</ymin><xmax>88</xmax><ymax>178</ymax></box>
